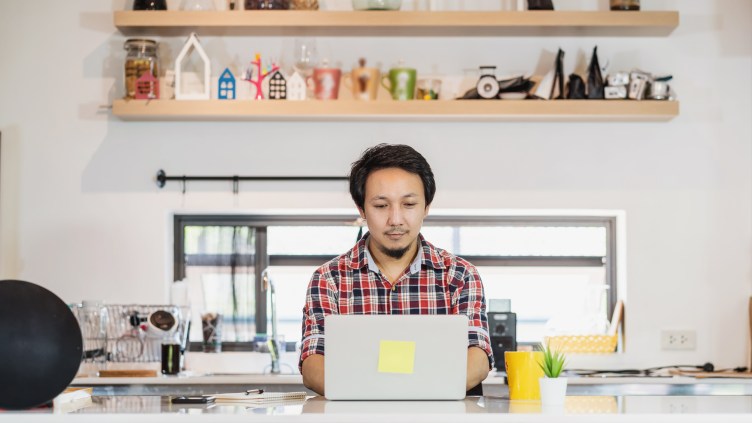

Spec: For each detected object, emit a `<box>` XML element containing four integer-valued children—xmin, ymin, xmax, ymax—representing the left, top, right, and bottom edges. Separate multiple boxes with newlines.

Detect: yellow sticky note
<box><xmin>378</xmin><ymin>340</ymin><xmax>416</xmax><ymax>374</ymax></box>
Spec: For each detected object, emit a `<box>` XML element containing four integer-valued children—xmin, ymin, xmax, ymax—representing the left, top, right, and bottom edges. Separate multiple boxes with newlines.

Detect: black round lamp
<box><xmin>0</xmin><ymin>280</ymin><xmax>83</xmax><ymax>409</ymax></box>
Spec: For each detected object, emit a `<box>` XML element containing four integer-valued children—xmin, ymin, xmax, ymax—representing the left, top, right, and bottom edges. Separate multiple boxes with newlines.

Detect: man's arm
<box><xmin>301</xmin><ymin>354</ymin><xmax>325</xmax><ymax>396</ymax></box>
<box><xmin>466</xmin><ymin>346</ymin><xmax>491</xmax><ymax>391</ymax></box>
<box><xmin>454</xmin><ymin>261</ymin><xmax>496</xmax><ymax>385</ymax></box>
<box><xmin>299</xmin><ymin>269</ymin><xmax>337</xmax><ymax>397</ymax></box>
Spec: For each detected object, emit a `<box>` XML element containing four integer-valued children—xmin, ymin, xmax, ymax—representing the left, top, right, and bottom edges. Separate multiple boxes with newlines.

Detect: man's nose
<box><xmin>387</xmin><ymin>207</ymin><xmax>404</xmax><ymax>226</ymax></box>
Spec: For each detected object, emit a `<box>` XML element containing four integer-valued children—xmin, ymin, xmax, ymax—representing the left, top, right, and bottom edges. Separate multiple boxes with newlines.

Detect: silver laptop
<box><xmin>324</xmin><ymin>314</ymin><xmax>468</xmax><ymax>400</ymax></box>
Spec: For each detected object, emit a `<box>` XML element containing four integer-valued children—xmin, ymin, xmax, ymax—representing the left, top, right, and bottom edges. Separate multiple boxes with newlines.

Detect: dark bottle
<box><xmin>133</xmin><ymin>0</ymin><xmax>168</xmax><ymax>10</ymax></box>
<box><xmin>245</xmin><ymin>0</ymin><xmax>290</xmax><ymax>9</ymax></box>
<box><xmin>161</xmin><ymin>344</ymin><xmax>181</xmax><ymax>375</ymax></box>
<box><xmin>610</xmin><ymin>0</ymin><xmax>640</xmax><ymax>11</ymax></box>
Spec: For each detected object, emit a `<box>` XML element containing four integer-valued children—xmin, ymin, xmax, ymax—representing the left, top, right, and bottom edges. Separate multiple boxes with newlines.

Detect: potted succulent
<box><xmin>538</xmin><ymin>342</ymin><xmax>568</xmax><ymax>406</ymax></box>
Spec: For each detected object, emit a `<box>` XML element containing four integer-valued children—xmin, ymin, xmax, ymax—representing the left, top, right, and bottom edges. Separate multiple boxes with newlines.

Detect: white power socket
<box><xmin>661</xmin><ymin>330</ymin><xmax>696</xmax><ymax>350</ymax></box>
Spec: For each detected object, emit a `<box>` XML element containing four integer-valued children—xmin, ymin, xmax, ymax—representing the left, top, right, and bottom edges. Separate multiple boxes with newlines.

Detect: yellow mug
<box><xmin>505</xmin><ymin>351</ymin><xmax>544</xmax><ymax>400</ymax></box>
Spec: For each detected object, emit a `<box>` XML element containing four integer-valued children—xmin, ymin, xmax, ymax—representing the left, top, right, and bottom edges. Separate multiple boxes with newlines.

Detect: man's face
<box><xmin>359</xmin><ymin>167</ymin><xmax>429</xmax><ymax>260</ymax></box>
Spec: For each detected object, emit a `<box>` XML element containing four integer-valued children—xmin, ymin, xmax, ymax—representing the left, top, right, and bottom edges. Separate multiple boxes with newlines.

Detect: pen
<box><xmin>245</xmin><ymin>389</ymin><xmax>264</xmax><ymax>395</ymax></box>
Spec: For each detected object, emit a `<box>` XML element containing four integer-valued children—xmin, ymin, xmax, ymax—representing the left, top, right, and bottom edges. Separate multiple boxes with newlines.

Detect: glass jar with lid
<box><xmin>123</xmin><ymin>39</ymin><xmax>159</xmax><ymax>99</ymax></box>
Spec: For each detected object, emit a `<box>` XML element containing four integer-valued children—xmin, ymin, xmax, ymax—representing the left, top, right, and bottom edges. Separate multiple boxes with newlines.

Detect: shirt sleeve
<box><xmin>298</xmin><ymin>267</ymin><xmax>338</xmax><ymax>371</ymax></box>
<box><xmin>455</xmin><ymin>263</ymin><xmax>494</xmax><ymax>370</ymax></box>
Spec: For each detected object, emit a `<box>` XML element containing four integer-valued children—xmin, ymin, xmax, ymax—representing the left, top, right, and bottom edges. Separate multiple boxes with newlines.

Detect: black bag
<box><xmin>567</xmin><ymin>74</ymin><xmax>586</xmax><ymax>99</ymax></box>
<box><xmin>528</xmin><ymin>0</ymin><xmax>554</xmax><ymax>10</ymax></box>
<box><xmin>587</xmin><ymin>46</ymin><xmax>605</xmax><ymax>99</ymax></box>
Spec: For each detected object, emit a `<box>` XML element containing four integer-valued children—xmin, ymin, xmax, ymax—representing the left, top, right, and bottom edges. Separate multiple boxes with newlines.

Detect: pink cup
<box><xmin>308</xmin><ymin>68</ymin><xmax>341</xmax><ymax>100</ymax></box>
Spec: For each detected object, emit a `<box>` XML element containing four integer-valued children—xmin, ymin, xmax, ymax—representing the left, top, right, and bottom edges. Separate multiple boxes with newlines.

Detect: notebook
<box><xmin>324</xmin><ymin>314</ymin><xmax>469</xmax><ymax>400</ymax></box>
<box><xmin>214</xmin><ymin>391</ymin><xmax>307</xmax><ymax>403</ymax></box>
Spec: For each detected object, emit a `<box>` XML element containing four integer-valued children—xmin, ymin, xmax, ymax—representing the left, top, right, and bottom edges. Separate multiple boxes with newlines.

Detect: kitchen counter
<box><xmin>4</xmin><ymin>395</ymin><xmax>752</xmax><ymax>422</ymax></box>
<box><xmin>70</xmin><ymin>373</ymin><xmax>752</xmax><ymax>396</ymax></box>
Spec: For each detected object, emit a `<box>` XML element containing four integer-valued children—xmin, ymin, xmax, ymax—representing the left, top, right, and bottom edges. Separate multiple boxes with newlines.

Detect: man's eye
<box><xmin>404</xmin><ymin>203</ymin><xmax>417</xmax><ymax>208</ymax></box>
<box><xmin>374</xmin><ymin>204</ymin><xmax>387</xmax><ymax>208</ymax></box>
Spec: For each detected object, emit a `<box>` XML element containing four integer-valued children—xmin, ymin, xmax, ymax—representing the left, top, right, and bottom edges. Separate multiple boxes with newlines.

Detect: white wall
<box><xmin>0</xmin><ymin>0</ymin><xmax>750</xmax><ymax>369</ymax></box>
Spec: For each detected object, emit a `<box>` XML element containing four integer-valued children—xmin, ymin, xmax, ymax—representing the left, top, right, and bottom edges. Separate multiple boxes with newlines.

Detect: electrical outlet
<box><xmin>661</xmin><ymin>330</ymin><xmax>696</xmax><ymax>350</ymax></box>
<box><xmin>661</xmin><ymin>397</ymin><xmax>698</xmax><ymax>413</ymax></box>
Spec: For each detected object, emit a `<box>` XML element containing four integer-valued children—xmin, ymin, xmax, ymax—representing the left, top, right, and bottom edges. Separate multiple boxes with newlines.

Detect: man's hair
<box><xmin>349</xmin><ymin>143</ymin><xmax>436</xmax><ymax>210</ymax></box>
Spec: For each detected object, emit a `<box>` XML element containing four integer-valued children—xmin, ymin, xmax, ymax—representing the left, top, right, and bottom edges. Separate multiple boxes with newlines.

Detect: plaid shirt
<box><xmin>299</xmin><ymin>233</ymin><xmax>494</xmax><ymax>370</ymax></box>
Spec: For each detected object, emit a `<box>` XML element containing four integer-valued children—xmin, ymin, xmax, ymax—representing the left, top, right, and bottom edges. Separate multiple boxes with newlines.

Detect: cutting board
<box><xmin>98</xmin><ymin>370</ymin><xmax>158</xmax><ymax>377</ymax></box>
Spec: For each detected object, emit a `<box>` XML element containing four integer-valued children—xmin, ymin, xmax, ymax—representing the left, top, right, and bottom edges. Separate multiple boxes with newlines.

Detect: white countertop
<box><xmin>71</xmin><ymin>373</ymin><xmax>752</xmax><ymax>386</ymax></box>
<box><xmin>4</xmin><ymin>395</ymin><xmax>752</xmax><ymax>422</ymax></box>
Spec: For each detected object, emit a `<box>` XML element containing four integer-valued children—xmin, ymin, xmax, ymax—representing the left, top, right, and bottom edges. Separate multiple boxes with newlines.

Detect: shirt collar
<box><xmin>364</xmin><ymin>241</ymin><xmax>423</xmax><ymax>275</ymax></box>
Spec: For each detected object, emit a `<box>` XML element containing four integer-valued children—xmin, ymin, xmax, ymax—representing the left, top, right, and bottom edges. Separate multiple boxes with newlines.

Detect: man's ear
<box><xmin>424</xmin><ymin>204</ymin><xmax>431</xmax><ymax>218</ymax></box>
<box><xmin>357</xmin><ymin>207</ymin><xmax>366</xmax><ymax>219</ymax></box>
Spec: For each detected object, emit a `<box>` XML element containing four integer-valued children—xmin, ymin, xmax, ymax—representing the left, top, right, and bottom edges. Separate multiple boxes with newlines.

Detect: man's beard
<box><xmin>378</xmin><ymin>243</ymin><xmax>411</xmax><ymax>259</ymax></box>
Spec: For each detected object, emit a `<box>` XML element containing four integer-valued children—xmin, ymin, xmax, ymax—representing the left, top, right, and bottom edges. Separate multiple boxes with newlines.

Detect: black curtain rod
<box><xmin>156</xmin><ymin>169</ymin><xmax>348</xmax><ymax>189</ymax></box>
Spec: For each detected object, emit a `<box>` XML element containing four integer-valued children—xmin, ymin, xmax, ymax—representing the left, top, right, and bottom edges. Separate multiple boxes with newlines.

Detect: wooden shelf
<box><xmin>111</xmin><ymin>99</ymin><xmax>679</xmax><ymax>122</ymax></box>
<box><xmin>114</xmin><ymin>11</ymin><xmax>679</xmax><ymax>36</ymax></box>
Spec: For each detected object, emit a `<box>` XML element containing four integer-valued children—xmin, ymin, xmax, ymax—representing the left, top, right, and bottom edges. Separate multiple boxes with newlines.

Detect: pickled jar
<box><xmin>124</xmin><ymin>39</ymin><xmax>159</xmax><ymax>99</ymax></box>
<box><xmin>610</xmin><ymin>0</ymin><xmax>639</xmax><ymax>11</ymax></box>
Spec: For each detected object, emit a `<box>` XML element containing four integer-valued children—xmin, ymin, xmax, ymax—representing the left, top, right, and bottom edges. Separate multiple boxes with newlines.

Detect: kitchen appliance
<box><xmin>489</xmin><ymin>312</ymin><xmax>517</xmax><ymax>371</ymax></box>
<box><xmin>488</xmin><ymin>299</ymin><xmax>517</xmax><ymax>372</ymax></box>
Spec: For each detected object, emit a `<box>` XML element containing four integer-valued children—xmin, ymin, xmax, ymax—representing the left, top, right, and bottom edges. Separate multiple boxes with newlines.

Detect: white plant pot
<box><xmin>539</xmin><ymin>377</ymin><xmax>568</xmax><ymax>406</ymax></box>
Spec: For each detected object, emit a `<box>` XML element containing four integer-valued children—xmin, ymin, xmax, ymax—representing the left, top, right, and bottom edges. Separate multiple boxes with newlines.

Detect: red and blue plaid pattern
<box><xmin>299</xmin><ymin>233</ymin><xmax>494</xmax><ymax>370</ymax></box>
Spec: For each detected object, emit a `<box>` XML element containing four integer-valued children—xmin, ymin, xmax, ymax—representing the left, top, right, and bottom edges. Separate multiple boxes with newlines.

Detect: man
<box><xmin>299</xmin><ymin>144</ymin><xmax>493</xmax><ymax>396</ymax></box>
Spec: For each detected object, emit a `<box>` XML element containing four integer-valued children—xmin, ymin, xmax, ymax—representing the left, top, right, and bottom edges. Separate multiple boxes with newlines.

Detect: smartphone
<box><xmin>171</xmin><ymin>395</ymin><xmax>216</xmax><ymax>404</ymax></box>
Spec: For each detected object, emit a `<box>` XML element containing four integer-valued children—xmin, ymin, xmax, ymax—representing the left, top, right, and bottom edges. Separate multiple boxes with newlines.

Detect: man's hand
<box><xmin>466</xmin><ymin>346</ymin><xmax>491</xmax><ymax>391</ymax></box>
<box><xmin>301</xmin><ymin>354</ymin><xmax>325</xmax><ymax>396</ymax></box>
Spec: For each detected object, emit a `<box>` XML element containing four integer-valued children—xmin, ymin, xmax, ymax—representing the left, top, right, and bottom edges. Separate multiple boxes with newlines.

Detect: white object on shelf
<box><xmin>175</xmin><ymin>33</ymin><xmax>211</xmax><ymax>100</ymax></box>
<box><xmin>287</xmin><ymin>72</ymin><xmax>306</xmax><ymax>100</ymax></box>
<box><xmin>534</xmin><ymin>68</ymin><xmax>555</xmax><ymax>100</ymax></box>
<box><xmin>180</xmin><ymin>0</ymin><xmax>216</xmax><ymax>10</ymax></box>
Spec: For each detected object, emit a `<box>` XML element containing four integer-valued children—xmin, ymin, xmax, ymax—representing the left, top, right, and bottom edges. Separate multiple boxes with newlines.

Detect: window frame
<box><xmin>174</xmin><ymin>213</ymin><xmax>617</xmax><ymax>343</ymax></box>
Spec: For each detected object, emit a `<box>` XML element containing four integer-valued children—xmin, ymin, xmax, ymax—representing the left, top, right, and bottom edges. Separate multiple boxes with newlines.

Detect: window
<box><xmin>175</xmin><ymin>214</ymin><xmax>616</xmax><ymax>347</ymax></box>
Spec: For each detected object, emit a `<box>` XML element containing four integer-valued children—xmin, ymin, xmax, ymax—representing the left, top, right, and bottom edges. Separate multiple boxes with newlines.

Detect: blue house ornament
<box><xmin>218</xmin><ymin>68</ymin><xmax>236</xmax><ymax>100</ymax></box>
